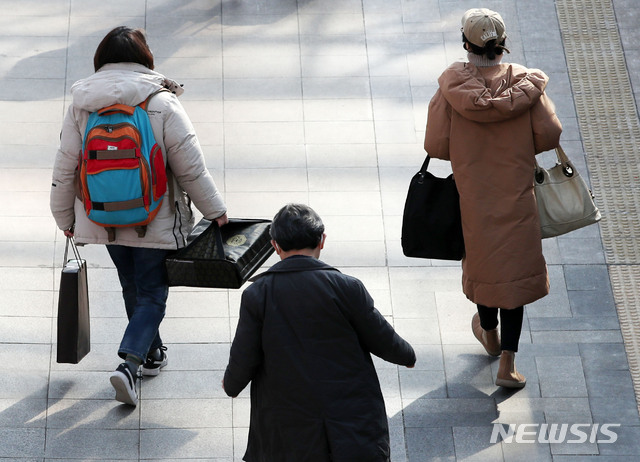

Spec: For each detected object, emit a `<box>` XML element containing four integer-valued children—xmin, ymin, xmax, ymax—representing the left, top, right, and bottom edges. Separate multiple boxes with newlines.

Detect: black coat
<box><xmin>224</xmin><ymin>256</ymin><xmax>416</xmax><ymax>462</ymax></box>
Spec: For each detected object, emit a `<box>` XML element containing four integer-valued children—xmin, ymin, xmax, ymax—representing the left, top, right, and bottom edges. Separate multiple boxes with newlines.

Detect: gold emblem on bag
<box><xmin>226</xmin><ymin>234</ymin><xmax>247</xmax><ymax>247</ymax></box>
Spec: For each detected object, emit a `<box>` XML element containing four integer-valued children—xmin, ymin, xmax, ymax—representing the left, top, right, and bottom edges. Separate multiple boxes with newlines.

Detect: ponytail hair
<box><xmin>462</xmin><ymin>33</ymin><xmax>509</xmax><ymax>60</ymax></box>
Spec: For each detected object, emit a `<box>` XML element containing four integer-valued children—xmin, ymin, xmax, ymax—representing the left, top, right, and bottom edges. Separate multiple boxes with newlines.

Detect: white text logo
<box><xmin>490</xmin><ymin>423</ymin><xmax>620</xmax><ymax>444</ymax></box>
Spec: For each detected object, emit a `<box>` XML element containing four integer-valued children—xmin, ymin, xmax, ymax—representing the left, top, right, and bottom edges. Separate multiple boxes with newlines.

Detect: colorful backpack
<box><xmin>78</xmin><ymin>91</ymin><xmax>167</xmax><ymax>241</ymax></box>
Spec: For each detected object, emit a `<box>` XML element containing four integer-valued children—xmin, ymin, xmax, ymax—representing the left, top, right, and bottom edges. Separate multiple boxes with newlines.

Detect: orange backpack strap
<box><xmin>138</xmin><ymin>88</ymin><xmax>171</xmax><ymax>111</ymax></box>
<box><xmin>98</xmin><ymin>104</ymin><xmax>135</xmax><ymax>116</ymax></box>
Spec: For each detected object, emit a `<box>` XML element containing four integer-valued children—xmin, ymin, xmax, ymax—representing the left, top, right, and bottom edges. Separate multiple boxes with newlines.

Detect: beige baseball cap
<box><xmin>461</xmin><ymin>8</ymin><xmax>507</xmax><ymax>48</ymax></box>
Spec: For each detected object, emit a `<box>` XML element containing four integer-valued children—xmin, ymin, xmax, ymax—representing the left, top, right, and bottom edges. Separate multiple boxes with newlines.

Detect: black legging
<box><xmin>476</xmin><ymin>304</ymin><xmax>524</xmax><ymax>352</ymax></box>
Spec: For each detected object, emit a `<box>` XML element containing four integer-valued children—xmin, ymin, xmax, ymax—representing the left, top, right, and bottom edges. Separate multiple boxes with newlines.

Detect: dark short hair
<box><xmin>94</xmin><ymin>26</ymin><xmax>154</xmax><ymax>72</ymax></box>
<box><xmin>270</xmin><ymin>204</ymin><xmax>325</xmax><ymax>251</ymax></box>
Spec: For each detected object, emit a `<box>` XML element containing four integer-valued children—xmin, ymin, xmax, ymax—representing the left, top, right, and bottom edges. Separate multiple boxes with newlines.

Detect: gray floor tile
<box><xmin>564</xmin><ymin>265</ymin><xmax>612</xmax><ymax>291</ymax></box>
<box><xmin>404</xmin><ymin>398</ymin><xmax>498</xmax><ymax>428</ymax></box>
<box><xmin>0</xmin><ymin>371</ymin><xmax>49</xmax><ymax>400</ymax></box>
<box><xmin>377</xmin><ymin>368</ymin><xmax>401</xmax><ymax>400</ymax></box>
<box><xmin>298</xmin><ymin>12</ymin><xmax>365</xmax><ymax>35</ymax></box>
<box><xmin>590</xmin><ymin>396</ymin><xmax>640</xmax><ymax>426</ymax></box>
<box><xmin>141</xmin><ymin>399</ymin><xmax>232</xmax><ymax>429</ymax></box>
<box><xmin>557</xmin><ymin>238</ymin><xmax>606</xmax><ymax>264</ymax></box>
<box><xmin>526</xmin><ymin>287</ymin><xmax>572</xmax><ymax>318</ymax></box>
<box><xmin>580</xmin><ymin>343</ymin><xmax>630</xmax><ymax>372</ymax></box>
<box><xmin>408</xmin><ymin>344</ymin><xmax>445</xmax><ymax>371</ymax></box>
<box><xmin>0</xmin><ymin>398</ymin><xmax>47</xmax><ymax>428</ymax></box>
<box><xmin>0</xmin><ymin>427</ymin><xmax>45</xmax><ymax>458</ymax></box>
<box><xmin>553</xmin><ymin>457</ymin><xmax>638</xmax><ymax>462</ymax></box>
<box><xmin>598</xmin><ymin>425</ymin><xmax>640</xmax><ymax>456</ymax></box>
<box><xmin>51</xmin><ymin>343</ymin><xmax>121</xmax><ymax>373</ymax></box>
<box><xmin>140</xmin><ymin>428</ymin><xmax>233</xmax><ymax>459</ymax></box>
<box><xmin>142</xmin><ymin>371</ymin><xmax>227</xmax><ymax>400</ymax></box>
<box><xmin>392</xmin><ymin>318</ymin><xmax>442</xmax><ymax>345</ymax></box>
<box><xmin>45</xmin><ymin>427</ymin><xmax>139</xmax><ymax>459</ymax></box>
<box><xmin>46</xmin><ymin>399</ymin><xmax>139</xmax><ymax>429</ymax></box>
<box><xmin>389</xmin><ymin>422</ymin><xmax>407</xmax><ymax>462</ymax></box>
<box><xmin>223</xmin><ymin>77</ymin><xmax>302</xmax><ymax>100</ymax></box>
<box><xmin>532</xmin><ymin>330</ymin><xmax>623</xmax><ymax>344</ymax></box>
<box><xmin>300</xmin><ymin>34</ymin><xmax>368</xmax><ymax>56</ymax></box>
<box><xmin>160</xmin><ymin>317</ymin><xmax>231</xmax><ymax>343</ymax></box>
<box><xmin>569</xmin><ymin>288</ymin><xmax>618</xmax><ymax>317</ymax></box>
<box><xmin>302</xmin><ymin>54</ymin><xmax>369</xmax><ymax>78</ymax></box>
<box><xmin>225</xmin><ymin>122</ymin><xmax>300</xmax><ymax>146</ymax></box>
<box><xmin>226</xmin><ymin>167</ymin><xmax>307</xmax><ymax>192</ymax></box>
<box><xmin>234</xmin><ymin>426</ymin><xmax>250</xmax><ymax>459</ymax></box>
<box><xmin>405</xmin><ymin>426</ymin><xmax>455</xmax><ymax>461</ymax></box>
<box><xmin>48</xmin><ymin>371</ymin><xmax>118</xmax><ymax>401</ymax></box>
<box><xmin>585</xmin><ymin>369</ymin><xmax>636</xmax><ymax>399</ymax></box>
<box><xmin>500</xmin><ymin>438</ymin><xmax>553</xmax><ymax>462</ymax></box>
<box><xmin>3</xmin><ymin>311</ymin><xmax>48</xmax><ymax>348</ymax></box>
<box><xmin>529</xmin><ymin>317</ymin><xmax>623</xmax><ymax>332</ymax></box>
<box><xmin>322</xmin><ymin>240</ymin><xmax>387</xmax><ymax>267</ymax></box>
<box><xmin>399</xmin><ymin>369</ymin><xmax>447</xmax><ymax>399</ymax></box>
<box><xmin>156</xmin><ymin>343</ymin><xmax>231</xmax><ymax>371</ymax></box>
<box><xmin>0</xmin><ymin>344</ymin><xmax>51</xmax><ymax>371</ymax></box>
<box><xmin>303</xmin><ymin>76</ymin><xmax>372</xmax><ymax>99</ymax></box>
<box><xmin>226</xmin><ymin>55</ymin><xmax>301</xmax><ymax>79</ymax></box>
<box><xmin>453</xmin><ymin>426</ymin><xmax>505</xmax><ymax>461</ymax></box>
<box><xmin>536</xmin><ymin>356</ymin><xmax>588</xmax><ymax>398</ymax></box>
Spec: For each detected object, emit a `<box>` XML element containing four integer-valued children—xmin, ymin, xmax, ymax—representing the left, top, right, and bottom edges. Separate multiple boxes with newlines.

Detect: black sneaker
<box><xmin>109</xmin><ymin>363</ymin><xmax>139</xmax><ymax>406</ymax></box>
<box><xmin>141</xmin><ymin>346</ymin><xmax>168</xmax><ymax>377</ymax></box>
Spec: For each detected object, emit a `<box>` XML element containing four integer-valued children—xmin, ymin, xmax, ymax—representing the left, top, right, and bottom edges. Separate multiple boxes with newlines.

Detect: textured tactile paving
<box><xmin>557</xmin><ymin>0</ymin><xmax>640</xmax><ymax>412</ymax></box>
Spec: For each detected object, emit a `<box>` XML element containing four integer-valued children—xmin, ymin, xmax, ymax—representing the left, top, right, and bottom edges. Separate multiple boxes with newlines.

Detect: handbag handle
<box><xmin>419</xmin><ymin>155</ymin><xmax>431</xmax><ymax>173</ymax></box>
<box><xmin>415</xmin><ymin>155</ymin><xmax>432</xmax><ymax>184</ymax></box>
<box><xmin>211</xmin><ymin>221</ymin><xmax>226</xmax><ymax>260</ymax></box>
<box><xmin>63</xmin><ymin>236</ymin><xmax>82</xmax><ymax>264</ymax></box>
<box><xmin>534</xmin><ymin>146</ymin><xmax>574</xmax><ymax>184</ymax></box>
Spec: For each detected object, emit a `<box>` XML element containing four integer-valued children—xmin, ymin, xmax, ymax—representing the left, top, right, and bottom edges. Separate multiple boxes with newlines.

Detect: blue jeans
<box><xmin>106</xmin><ymin>245</ymin><xmax>170</xmax><ymax>362</ymax></box>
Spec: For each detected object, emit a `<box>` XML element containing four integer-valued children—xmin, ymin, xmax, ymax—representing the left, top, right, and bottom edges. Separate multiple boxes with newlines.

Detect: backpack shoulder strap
<box><xmin>138</xmin><ymin>88</ymin><xmax>171</xmax><ymax>112</ymax></box>
<box><xmin>98</xmin><ymin>104</ymin><xmax>136</xmax><ymax>116</ymax></box>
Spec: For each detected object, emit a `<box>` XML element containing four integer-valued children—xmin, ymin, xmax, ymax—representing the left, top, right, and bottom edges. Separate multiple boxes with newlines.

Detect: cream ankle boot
<box><xmin>495</xmin><ymin>350</ymin><xmax>526</xmax><ymax>388</ymax></box>
<box><xmin>471</xmin><ymin>313</ymin><xmax>501</xmax><ymax>356</ymax></box>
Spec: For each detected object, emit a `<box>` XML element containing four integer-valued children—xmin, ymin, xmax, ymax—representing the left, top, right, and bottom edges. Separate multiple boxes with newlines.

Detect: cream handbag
<box><xmin>534</xmin><ymin>146</ymin><xmax>601</xmax><ymax>238</ymax></box>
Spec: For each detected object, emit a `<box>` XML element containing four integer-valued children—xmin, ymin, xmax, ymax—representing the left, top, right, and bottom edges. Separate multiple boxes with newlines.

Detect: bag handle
<box><xmin>63</xmin><ymin>236</ymin><xmax>82</xmax><ymax>264</ymax></box>
<box><xmin>534</xmin><ymin>146</ymin><xmax>574</xmax><ymax>184</ymax></box>
<box><xmin>211</xmin><ymin>221</ymin><xmax>226</xmax><ymax>260</ymax></box>
<box><xmin>419</xmin><ymin>155</ymin><xmax>431</xmax><ymax>173</ymax></box>
<box><xmin>554</xmin><ymin>146</ymin><xmax>573</xmax><ymax>171</ymax></box>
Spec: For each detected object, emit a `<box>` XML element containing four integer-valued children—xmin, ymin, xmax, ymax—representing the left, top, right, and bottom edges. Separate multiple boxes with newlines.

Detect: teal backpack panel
<box><xmin>78</xmin><ymin>97</ymin><xmax>167</xmax><ymax>236</ymax></box>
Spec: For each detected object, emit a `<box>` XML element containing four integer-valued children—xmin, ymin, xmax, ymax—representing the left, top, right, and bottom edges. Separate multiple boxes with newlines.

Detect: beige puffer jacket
<box><xmin>50</xmin><ymin>63</ymin><xmax>227</xmax><ymax>249</ymax></box>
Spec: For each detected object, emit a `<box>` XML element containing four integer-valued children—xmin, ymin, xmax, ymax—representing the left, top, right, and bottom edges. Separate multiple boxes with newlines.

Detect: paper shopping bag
<box><xmin>56</xmin><ymin>237</ymin><xmax>90</xmax><ymax>364</ymax></box>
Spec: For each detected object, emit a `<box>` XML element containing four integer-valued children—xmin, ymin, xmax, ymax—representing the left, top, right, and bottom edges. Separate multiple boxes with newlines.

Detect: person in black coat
<box><xmin>223</xmin><ymin>203</ymin><xmax>416</xmax><ymax>462</ymax></box>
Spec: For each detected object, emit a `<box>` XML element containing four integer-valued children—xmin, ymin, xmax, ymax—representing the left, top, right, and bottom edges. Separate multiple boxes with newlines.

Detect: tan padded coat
<box><xmin>50</xmin><ymin>63</ymin><xmax>226</xmax><ymax>249</ymax></box>
<box><xmin>424</xmin><ymin>61</ymin><xmax>562</xmax><ymax>309</ymax></box>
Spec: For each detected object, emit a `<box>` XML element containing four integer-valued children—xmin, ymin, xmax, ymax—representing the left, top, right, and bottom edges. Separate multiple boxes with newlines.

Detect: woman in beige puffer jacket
<box><xmin>424</xmin><ymin>9</ymin><xmax>562</xmax><ymax>389</ymax></box>
<box><xmin>50</xmin><ymin>27</ymin><xmax>228</xmax><ymax>406</ymax></box>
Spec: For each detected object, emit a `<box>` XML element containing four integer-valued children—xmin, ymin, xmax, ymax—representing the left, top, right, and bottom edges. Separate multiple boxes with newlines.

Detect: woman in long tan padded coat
<box><xmin>424</xmin><ymin>8</ymin><xmax>562</xmax><ymax>388</ymax></box>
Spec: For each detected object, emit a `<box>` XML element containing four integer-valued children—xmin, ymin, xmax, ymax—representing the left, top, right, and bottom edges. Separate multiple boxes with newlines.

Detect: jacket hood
<box><xmin>438</xmin><ymin>62</ymin><xmax>549</xmax><ymax>123</ymax></box>
<box><xmin>70</xmin><ymin>62</ymin><xmax>184</xmax><ymax>112</ymax></box>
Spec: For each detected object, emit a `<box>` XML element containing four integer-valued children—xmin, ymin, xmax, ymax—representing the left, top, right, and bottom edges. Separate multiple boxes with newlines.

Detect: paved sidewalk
<box><xmin>1</xmin><ymin>0</ymin><xmax>640</xmax><ymax>460</ymax></box>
